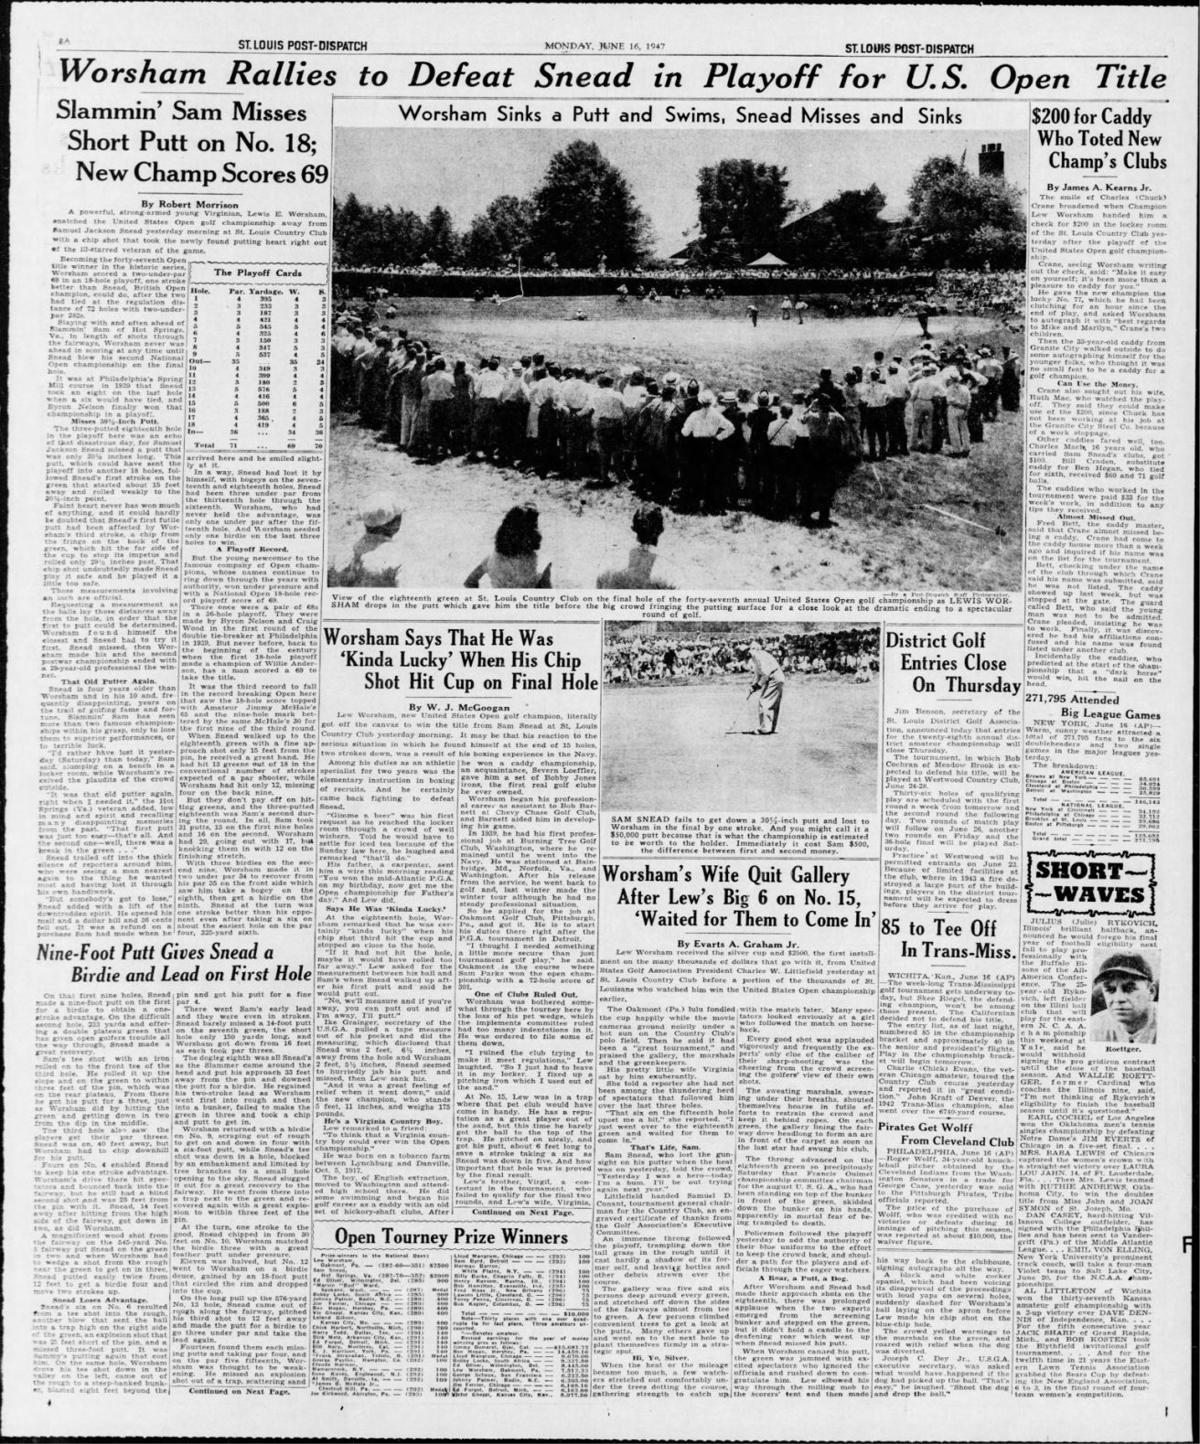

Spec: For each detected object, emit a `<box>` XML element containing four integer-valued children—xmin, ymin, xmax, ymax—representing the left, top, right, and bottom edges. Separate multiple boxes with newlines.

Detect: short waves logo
<box><xmin>1025</xmin><ymin>850</ymin><xmax>1155</xmax><ymax>916</ymax></box>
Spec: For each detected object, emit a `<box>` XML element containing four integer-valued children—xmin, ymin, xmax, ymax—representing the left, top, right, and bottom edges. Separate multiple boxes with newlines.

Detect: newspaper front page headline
<box><xmin>4</xmin><ymin>4</ymin><xmax>1196</xmax><ymax>1439</ymax></box>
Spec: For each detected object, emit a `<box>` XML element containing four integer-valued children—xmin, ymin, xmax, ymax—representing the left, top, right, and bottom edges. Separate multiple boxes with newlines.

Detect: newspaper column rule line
<box><xmin>306</xmin><ymin>551</ymin><xmax>324</xmax><ymax>1400</ymax></box>
<box><xmin>448</xmin><ymin>756</ymin><xmax>460</xmax><ymax>1395</ymax></box>
<box><xmin>589</xmin><ymin>627</ymin><xmax>603</xmax><ymax>1400</ymax></box>
<box><xmin>1010</xmin><ymin>114</ymin><xmax>1035</xmax><ymax>1399</ymax></box>
<box><xmin>314</xmin><ymin>109</ymin><xmax>337</xmax><ymax>1397</ymax></box>
<box><xmin>167</xmin><ymin>991</ymin><xmax>175</xmax><ymax>1392</ymax></box>
<box><xmin>868</xmin><ymin>631</ymin><xmax>887</xmax><ymax>1399</ymax></box>
<box><xmin>171</xmin><ymin>266</ymin><xmax>195</xmax><ymax>937</ymax></box>
<box><xmin>729</xmin><ymin>1007</ymin><xmax>739</xmax><ymax>1398</ymax></box>
<box><xmin>451</xmin><ymin>756</ymin><xmax>459</xmax><ymax>1216</ymax></box>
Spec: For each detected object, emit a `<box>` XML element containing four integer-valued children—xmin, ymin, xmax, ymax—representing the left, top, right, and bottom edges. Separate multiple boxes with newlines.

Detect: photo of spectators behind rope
<box><xmin>330</xmin><ymin>274</ymin><xmax>1022</xmax><ymax>532</ymax></box>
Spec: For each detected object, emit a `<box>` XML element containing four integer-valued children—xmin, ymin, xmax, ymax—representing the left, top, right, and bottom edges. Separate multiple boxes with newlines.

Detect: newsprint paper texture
<box><xmin>4</xmin><ymin>3</ymin><xmax>1196</xmax><ymax>1439</ymax></box>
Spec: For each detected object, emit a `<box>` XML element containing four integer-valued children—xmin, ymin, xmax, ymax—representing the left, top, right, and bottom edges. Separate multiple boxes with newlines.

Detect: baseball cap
<box><xmin>1095</xmin><ymin>952</ymin><xmax>1155</xmax><ymax>985</ymax></box>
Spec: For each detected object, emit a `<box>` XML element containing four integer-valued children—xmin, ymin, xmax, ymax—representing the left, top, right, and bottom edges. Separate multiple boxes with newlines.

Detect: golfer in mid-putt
<box><xmin>747</xmin><ymin>637</ymin><xmax>785</xmax><ymax>735</ymax></box>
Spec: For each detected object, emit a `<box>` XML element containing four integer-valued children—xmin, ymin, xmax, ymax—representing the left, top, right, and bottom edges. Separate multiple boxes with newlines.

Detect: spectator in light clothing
<box><xmin>885</xmin><ymin>362</ymin><xmax>910</xmax><ymax>456</ymax></box>
<box><xmin>841</xmin><ymin>372</ymin><xmax>863</xmax><ymax>459</ymax></box>
<box><xmin>800</xmin><ymin>395</ymin><xmax>849</xmax><ymax>528</ymax></box>
<box><xmin>909</xmin><ymin>365</ymin><xmax>942</xmax><ymax>453</ymax></box>
<box><xmin>470</xmin><ymin>356</ymin><xmax>505</xmax><ymax>460</ymax></box>
<box><xmin>421</xmin><ymin>357</ymin><xmax>456</xmax><ymax>460</ymax></box>
<box><xmin>764</xmin><ymin>404</ymin><xmax>798</xmax><ymax>519</ymax></box>
<box><xmin>559</xmin><ymin>366</ymin><xmax>594</xmax><ymax>479</ymax></box>
<box><xmin>976</xmin><ymin>346</ymin><xmax>1002</xmax><ymax>421</ymax></box>
<box><xmin>678</xmin><ymin>390</ymin><xmax>734</xmax><ymax>513</ymax></box>
<box><xmin>747</xmin><ymin>637</ymin><xmax>785</xmax><ymax>735</ymax></box>
<box><xmin>526</xmin><ymin>366</ymin><xmax>561</xmax><ymax>478</ymax></box>
<box><xmin>591</xmin><ymin>375</ymin><xmax>627</xmax><ymax>486</ymax></box>
<box><xmin>944</xmin><ymin>374</ymin><xmax>971</xmax><ymax>456</ymax></box>
<box><xmin>860</xmin><ymin>369</ymin><xmax>890</xmax><ymax>460</ymax></box>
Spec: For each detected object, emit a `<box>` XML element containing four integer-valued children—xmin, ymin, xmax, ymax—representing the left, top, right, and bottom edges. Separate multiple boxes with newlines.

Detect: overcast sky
<box><xmin>335</xmin><ymin>128</ymin><xmax>1027</xmax><ymax>254</ymax></box>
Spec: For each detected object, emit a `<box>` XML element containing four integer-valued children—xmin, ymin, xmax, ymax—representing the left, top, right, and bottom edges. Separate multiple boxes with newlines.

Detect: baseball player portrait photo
<box><xmin>1088</xmin><ymin>949</ymin><xmax>1160</xmax><ymax>1045</ymax></box>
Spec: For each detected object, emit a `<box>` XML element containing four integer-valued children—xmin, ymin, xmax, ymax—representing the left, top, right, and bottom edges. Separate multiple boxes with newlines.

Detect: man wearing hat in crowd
<box><xmin>841</xmin><ymin>371</ymin><xmax>863</xmax><ymax>459</ymax></box>
<box><xmin>591</xmin><ymin>373</ymin><xmax>627</xmax><ymax>486</ymax></box>
<box><xmin>909</xmin><ymin>363</ymin><xmax>942</xmax><ymax>453</ymax></box>
<box><xmin>559</xmin><ymin>365</ymin><xmax>595</xmax><ymax>479</ymax></box>
<box><xmin>628</xmin><ymin>379</ymin><xmax>661</xmax><ymax>496</ymax></box>
<box><xmin>621</xmin><ymin>369</ymin><xmax>650</xmax><ymax>476</ymax></box>
<box><xmin>716</xmin><ymin>390</ymin><xmax>746</xmax><ymax>512</ymax></box>
<box><xmin>744</xmin><ymin>391</ymin><xmax>776</xmax><ymax>514</ymax></box>
<box><xmin>634</xmin><ymin>381</ymin><xmax>678</xmax><ymax>502</ymax></box>
<box><xmin>976</xmin><ymin>346</ymin><xmax>1002</xmax><ymax>421</ymax></box>
<box><xmin>860</xmin><ymin>368</ymin><xmax>890</xmax><ymax>461</ymax></box>
<box><xmin>471</xmin><ymin>356</ymin><xmax>506</xmax><ymax>462</ymax></box>
<box><xmin>885</xmin><ymin>358</ymin><xmax>910</xmax><ymax>457</ymax></box>
<box><xmin>943</xmin><ymin>370</ymin><xmax>972</xmax><ymax>457</ymax></box>
<box><xmin>810</xmin><ymin>367</ymin><xmax>846</xmax><ymax>415</ymax></box>
<box><xmin>999</xmin><ymin>346</ymin><xmax>1022</xmax><ymax>411</ymax></box>
<box><xmin>423</xmin><ymin>355</ymin><xmax>456</xmax><ymax>461</ymax></box>
<box><xmin>349</xmin><ymin>325</ymin><xmax>374</xmax><ymax>412</ymax></box>
<box><xmin>678</xmin><ymin>390</ymin><xmax>734</xmax><ymax>513</ymax></box>
<box><xmin>800</xmin><ymin>393</ymin><xmax>850</xmax><ymax>527</ymax></box>
<box><xmin>496</xmin><ymin>362</ymin><xmax>530</xmax><ymax>467</ymax></box>
<box><xmin>330</xmin><ymin>321</ymin><xmax>357</xmax><ymax>410</ymax></box>
<box><xmin>622</xmin><ymin>368</ymin><xmax>649</xmax><ymax>414</ymax></box>
<box><xmin>1089</xmin><ymin>952</ymin><xmax>1158</xmax><ymax>1044</ymax></box>
<box><xmin>680</xmin><ymin>378</ymin><xmax>704</xmax><ymax>426</ymax></box>
<box><xmin>526</xmin><ymin>363</ymin><xmax>561</xmax><ymax>478</ymax></box>
<box><xmin>764</xmin><ymin>402</ymin><xmax>800</xmax><ymax>519</ymax></box>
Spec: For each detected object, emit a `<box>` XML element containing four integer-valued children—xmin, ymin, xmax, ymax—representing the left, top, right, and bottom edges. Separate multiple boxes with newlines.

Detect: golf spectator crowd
<box><xmin>330</xmin><ymin>305</ymin><xmax>1023</xmax><ymax>533</ymax></box>
<box><xmin>342</xmin><ymin>264</ymin><xmax>1020</xmax><ymax>291</ymax></box>
<box><xmin>604</xmin><ymin>626</ymin><xmax>879</xmax><ymax>686</ymax></box>
<box><xmin>338</xmin><ymin>267</ymin><xmax>1023</xmax><ymax>319</ymax></box>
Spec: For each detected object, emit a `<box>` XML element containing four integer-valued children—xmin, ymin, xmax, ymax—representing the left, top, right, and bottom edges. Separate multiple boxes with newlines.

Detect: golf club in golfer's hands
<box><xmin>725</xmin><ymin>685</ymin><xmax>758</xmax><ymax>735</ymax></box>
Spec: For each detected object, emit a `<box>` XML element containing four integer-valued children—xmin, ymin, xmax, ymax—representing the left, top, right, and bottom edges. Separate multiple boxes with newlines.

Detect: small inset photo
<box><xmin>601</xmin><ymin>621</ymin><xmax>879</xmax><ymax>814</ymax></box>
<box><xmin>1088</xmin><ymin>948</ymin><xmax>1160</xmax><ymax>1045</ymax></box>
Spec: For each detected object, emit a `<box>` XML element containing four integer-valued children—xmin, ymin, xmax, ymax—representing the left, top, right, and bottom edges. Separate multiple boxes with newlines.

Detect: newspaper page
<box><xmin>4</xmin><ymin>3</ymin><xmax>1196</xmax><ymax>1439</ymax></box>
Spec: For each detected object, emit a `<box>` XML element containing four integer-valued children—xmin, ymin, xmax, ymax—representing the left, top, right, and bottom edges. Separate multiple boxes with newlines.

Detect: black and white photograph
<box><xmin>600</xmin><ymin>621</ymin><xmax>879</xmax><ymax>813</ymax></box>
<box><xmin>327</xmin><ymin>127</ymin><xmax>1026</xmax><ymax>592</ymax></box>
<box><xmin>1088</xmin><ymin>947</ymin><xmax>1160</xmax><ymax>1045</ymax></box>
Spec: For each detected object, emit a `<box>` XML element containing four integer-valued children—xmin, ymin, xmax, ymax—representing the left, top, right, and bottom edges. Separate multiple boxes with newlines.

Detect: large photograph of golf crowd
<box><xmin>327</xmin><ymin>128</ymin><xmax>1026</xmax><ymax>593</ymax></box>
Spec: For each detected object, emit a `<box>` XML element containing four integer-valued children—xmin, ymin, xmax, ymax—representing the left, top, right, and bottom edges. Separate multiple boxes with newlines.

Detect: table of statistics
<box><xmin>186</xmin><ymin>262</ymin><xmax>327</xmax><ymax>452</ymax></box>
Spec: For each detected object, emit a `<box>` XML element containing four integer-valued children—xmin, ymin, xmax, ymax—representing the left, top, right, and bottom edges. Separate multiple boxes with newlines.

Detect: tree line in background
<box><xmin>333</xmin><ymin>141</ymin><xmax>1026</xmax><ymax>272</ymax></box>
